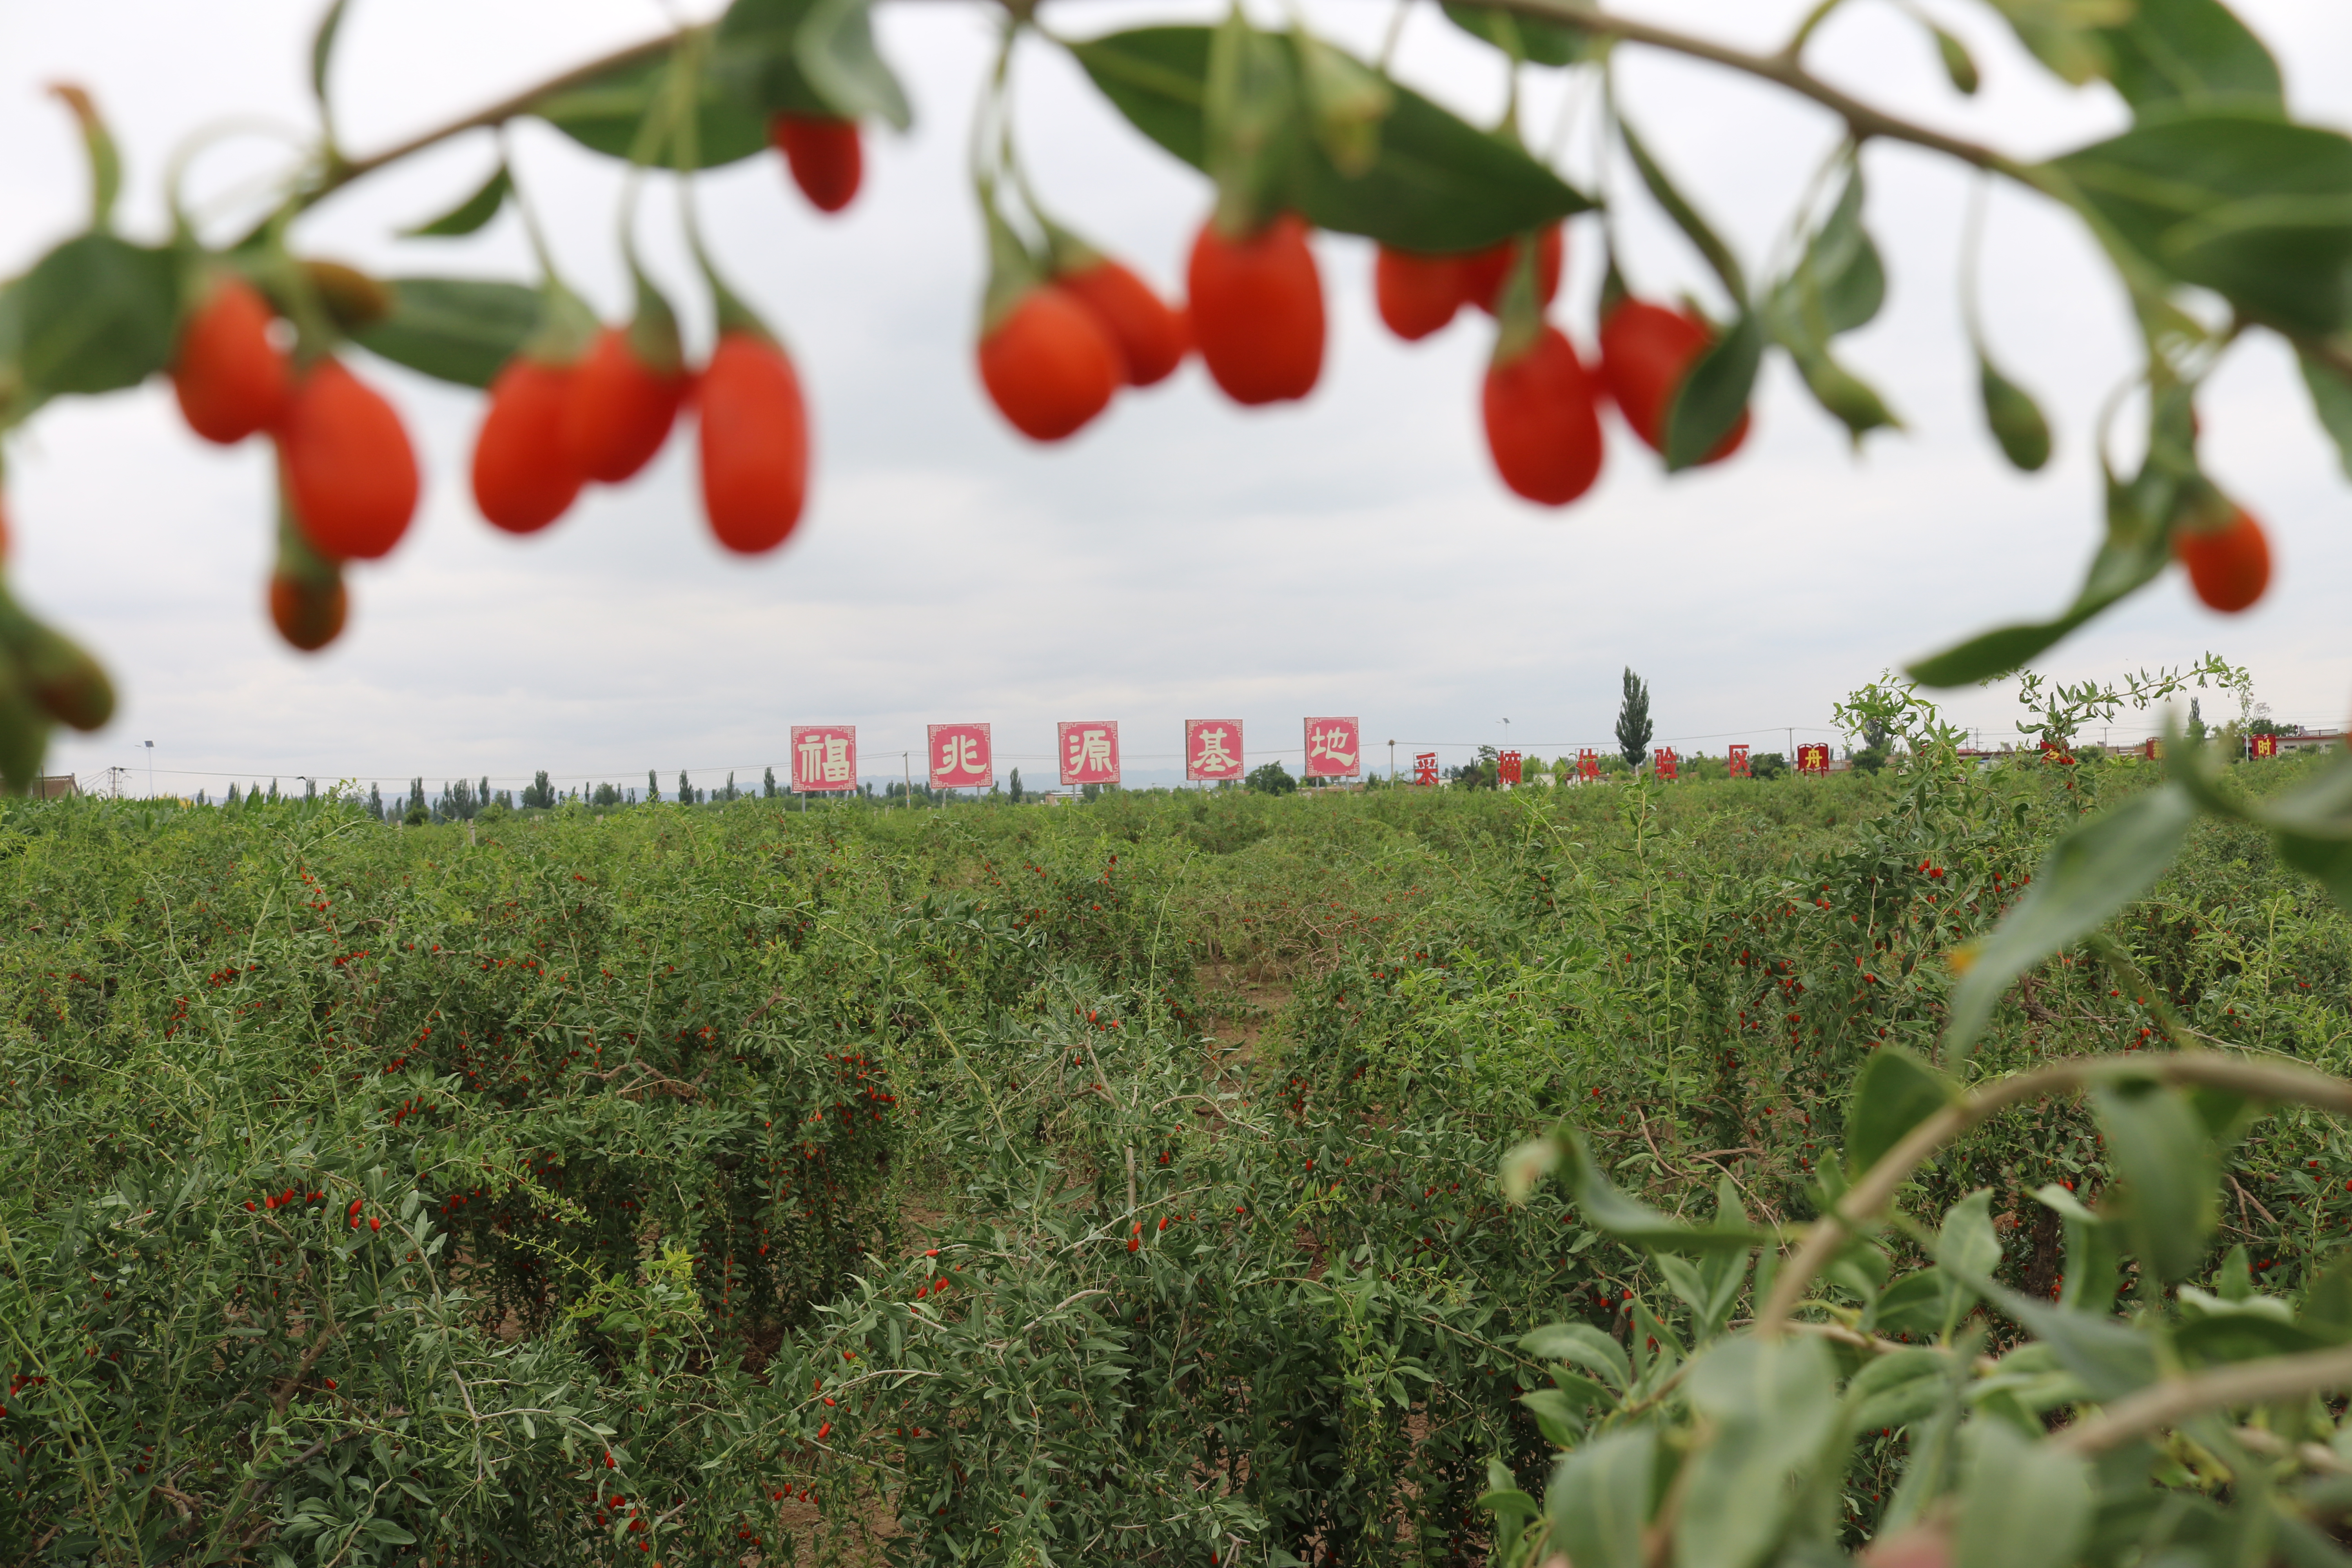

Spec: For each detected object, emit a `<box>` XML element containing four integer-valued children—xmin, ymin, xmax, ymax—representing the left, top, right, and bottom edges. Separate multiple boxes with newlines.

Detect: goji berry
<box><xmin>770</xmin><ymin>114</ymin><xmax>861</xmax><ymax>213</ymax></box>
<box><xmin>473</xmin><ymin>357</ymin><xmax>585</xmax><ymax>533</ymax></box>
<box><xmin>1482</xmin><ymin>323</ymin><xmax>1604</xmax><ymax>505</ymax></box>
<box><xmin>565</xmin><ymin>326</ymin><xmax>684</xmax><ymax>483</ymax></box>
<box><xmin>1056</xmin><ymin>259</ymin><xmax>1187</xmax><ymax>387</ymax></box>
<box><xmin>1187</xmin><ymin>212</ymin><xmax>1323</xmax><ymax>405</ymax></box>
<box><xmin>1373</xmin><ymin>247</ymin><xmax>1465</xmax><ymax>341</ymax></box>
<box><xmin>1599</xmin><ymin>296</ymin><xmax>1748</xmax><ymax>462</ymax></box>
<box><xmin>173</xmin><ymin>275</ymin><xmax>289</xmax><ymax>444</ymax></box>
<box><xmin>277</xmin><ymin>359</ymin><xmax>419</xmax><ymax>560</ymax></box>
<box><xmin>697</xmin><ymin>330</ymin><xmax>809</xmax><ymax>555</ymax></box>
<box><xmin>978</xmin><ymin>285</ymin><xmax>1120</xmax><ymax>441</ymax></box>
<box><xmin>2173</xmin><ymin>505</ymin><xmax>2270</xmax><ymax>613</ymax></box>
<box><xmin>1460</xmin><ymin>225</ymin><xmax>1563</xmax><ymax>316</ymax></box>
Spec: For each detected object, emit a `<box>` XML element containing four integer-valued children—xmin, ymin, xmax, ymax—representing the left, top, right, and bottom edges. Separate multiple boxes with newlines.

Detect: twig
<box><xmin>2228</xmin><ymin>1172</ymin><xmax>2280</xmax><ymax>1231</ymax></box>
<box><xmin>2055</xmin><ymin>1345</ymin><xmax>2352</xmax><ymax>1455</ymax></box>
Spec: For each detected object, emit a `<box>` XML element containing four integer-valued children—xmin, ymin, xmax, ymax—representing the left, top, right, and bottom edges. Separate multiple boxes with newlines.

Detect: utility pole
<box><xmin>1388</xmin><ymin>738</ymin><xmax>1395</xmax><ymax>783</ymax></box>
<box><xmin>902</xmin><ymin>750</ymin><xmax>911</xmax><ymax>809</ymax></box>
<box><xmin>143</xmin><ymin>740</ymin><xmax>154</xmax><ymax>797</ymax></box>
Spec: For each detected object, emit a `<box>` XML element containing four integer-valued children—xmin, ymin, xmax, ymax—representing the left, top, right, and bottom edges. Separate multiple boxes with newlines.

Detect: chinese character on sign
<box><xmin>1728</xmin><ymin>744</ymin><xmax>1750</xmax><ymax>779</ymax></box>
<box><xmin>1186</xmin><ymin>720</ymin><xmax>1246</xmax><ymax>783</ymax></box>
<box><xmin>1302</xmin><ymin>717</ymin><xmax>1362</xmax><ymax>779</ymax></box>
<box><xmin>2250</xmin><ymin>732</ymin><xmax>2279</xmax><ymax>760</ymax></box>
<box><xmin>927</xmin><ymin>723</ymin><xmax>993</xmax><ymax>791</ymax></box>
<box><xmin>1578</xmin><ymin>749</ymin><xmax>1601</xmax><ymax>782</ymax></box>
<box><xmin>2144</xmin><ymin>737</ymin><xmax>2163</xmax><ymax>762</ymax></box>
<box><xmin>1653</xmin><ymin>746</ymin><xmax>1680</xmax><ymax>782</ymax></box>
<box><xmin>790</xmin><ymin>725</ymin><xmax>858</xmax><ymax>793</ymax></box>
<box><xmin>1058</xmin><ymin>720</ymin><xmax>1121</xmax><ymax>787</ymax></box>
<box><xmin>1797</xmin><ymin>744</ymin><xmax>1830</xmax><ymax>775</ymax></box>
<box><xmin>1413</xmin><ymin>752</ymin><xmax>1439</xmax><ymax>786</ymax></box>
<box><xmin>1498</xmin><ymin>750</ymin><xmax>1523</xmax><ymax>787</ymax></box>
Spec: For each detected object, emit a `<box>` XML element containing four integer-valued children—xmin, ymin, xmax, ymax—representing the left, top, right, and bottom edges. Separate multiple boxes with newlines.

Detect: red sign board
<box><xmin>1728</xmin><ymin>744</ymin><xmax>1750</xmax><ymax>778</ymax></box>
<box><xmin>1578</xmin><ymin>749</ymin><xmax>1600</xmax><ymax>782</ymax></box>
<box><xmin>1413</xmin><ymin>751</ymin><xmax>1439</xmax><ymax>786</ymax></box>
<box><xmin>1498</xmin><ymin>750</ymin><xmax>1523</xmax><ymax>786</ymax></box>
<box><xmin>1058</xmin><ymin>720</ymin><xmax>1121</xmax><ymax>787</ymax></box>
<box><xmin>2250</xmin><ymin>732</ymin><xmax>2279</xmax><ymax>759</ymax></box>
<box><xmin>1797</xmin><ymin>744</ymin><xmax>1830</xmax><ymax>775</ymax></box>
<box><xmin>791</xmin><ymin>725</ymin><xmax>858</xmax><ymax>792</ymax></box>
<box><xmin>1186</xmin><ymin>719</ymin><xmax>1245</xmax><ymax>783</ymax></box>
<box><xmin>2144</xmin><ymin>737</ymin><xmax>2163</xmax><ymax>761</ymax></box>
<box><xmin>1653</xmin><ymin>746</ymin><xmax>1680</xmax><ymax>782</ymax></box>
<box><xmin>927</xmin><ymin>723</ymin><xmax>993</xmax><ymax>790</ymax></box>
<box><xmin>1303</xmin><ymin>717</ymin><xmax>1362</xmax><ymax>779</ymax></box>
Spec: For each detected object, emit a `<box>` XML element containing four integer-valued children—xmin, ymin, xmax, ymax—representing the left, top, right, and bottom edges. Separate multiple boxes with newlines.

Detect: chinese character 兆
<box><xmin>1069</xmin><ymin>728</ymin><xmax>1112</xmax><ymax>773</ymax></box>
<box><xmin>938</xmin><ymin>733</ymin><xmax>982</xmax><ymax>775</ymax></box>
<box><xmin>1195</xmin><ymin>726</ymin><xmax>1238</xmax><ymax>774</ymax></box>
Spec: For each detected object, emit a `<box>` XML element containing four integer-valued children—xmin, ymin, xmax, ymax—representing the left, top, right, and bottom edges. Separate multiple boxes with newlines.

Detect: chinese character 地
<box><xmin>1308</xmin><ymin>727</ymin><xmax>1358</xmax><ymax>768</ymax></box>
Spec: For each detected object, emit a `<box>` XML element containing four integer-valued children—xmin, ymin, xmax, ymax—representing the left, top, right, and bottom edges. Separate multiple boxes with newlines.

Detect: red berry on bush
<box><xmin>2174</xmin><ymin>505</ymin><xmax>2271</xmax><ymax>613</ymax></box>
<box><xmin>269</xmin><ymin>573</ymin><xmax>347</xmax><ymax>653</ymax></box>
<box><xmin>769</xmin><ymin>114</ymin><xmax>862</xmax><ymax>214</ymax></box>
<box><xmin>277</xmin><ymin>359</ymin><xmax>419</xmax><ymax>561</ymax></box>
<box><xmin>473</xmin><ymin>358</ymin><xmax>586</xmax><ymax>534</ymax></box>
<box><xmin>1057</xmin><ymin>260</ymin><xmax>1187</xmax><ymax>387</ymax></box>
<box><xmin>565</xmin><ymin>327</ymin><xmax>684</xmax><ymax>484</ymax></box>
<box><xmin>979</xmin><ymin>285</ymin><xmax>1121</xmax><ymax>441</ymax></box>
<box><xmin>1374</xmin><ymin>247</ymin><xmax>1464</xmax><ymax>341</ymax></box>
<box><xmin>1483</xmin><ymin>324</ymin><xmax>1605</xmax><ymax>506</ymax></box>
<box><xmin>1461</xmin><ymin>225</ymin><xmax>1564</xmax><ymax>317</ymax></box>
<box><xmin>1599</xmin><ymin>297</ymin><xmax>1748</xmax><ymax>462</ymax></box>
<box><xmin>697</xmin><ymin>330</ymin><xmax>809</xmax><ymax>555</ymax></box>
<box><xmin>173</xmin><ymin>275</ymin><xmax>290</xmax><ymax>444</ymax></box>
<box><xmin>1187</xmin><ymin>213</ymin><xmax>1324</xmax><ymax>405</ymax></box>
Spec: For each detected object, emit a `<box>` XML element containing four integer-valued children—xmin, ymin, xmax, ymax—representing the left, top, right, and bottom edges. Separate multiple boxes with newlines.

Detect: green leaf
<box><xmin>1938</xmin><ymin>1190</ymin><xmax>2001</xmax><ymax>1281</ymax></box>
<box><xmin>1955</xmin><ymin>1420</ymin><xmax>2092</xmax><ymax>1568</ymax></box>
<box><xmin>8</xmin><ymin>233</ymin><xmax>178</xmax><ymax>397</ymax></box>
<box><xmin>352</xmin><ymin>277</ymin><xmax>541</xmax><ymax>389</ymax></box>
<box><xmin>795</xmin><ymin>0</ymin><xmax>912</xmax><ymax>131</ymax></box>
<box><xmin>1676</xmin><ymin>1336</ymin><xmax>1838</xmax><ymax>1568</ymax></box>
<box><xmin>1849</xmin><ymin>1347</ymin><xmax>1952</xmax><ymax>1432</ymax></box>
<box><xmin>1546</xmin><ymin>1426</ymin><xmax>1655</xmax><ymax>1568</ymax></box>
<box><xmin>534</xmin><ymin>49</ymin><xmax>771</xmax><ymax>168</ymax></box>
<box><xmin>400</xmin><ymin>165</ymin><xmax>511</xmax><ymax>239</ymax></box>
<box><xmin>1067</xmin><ymin>27</ymin><xmax>1593</xmax><ymax>253</ymax></box>
<box><xmin>1441</xmin><ymin>4</ymin><xmax>1586</xmax><ymax>66</ymax></box>
<box><xmin>1621</xmin><ymin>122</ymin><xmax>1746</xmax><ymax>301</ymax></box>
<box><xmin>1663</xmin><ymin>310</ymin><xmax>1762</xmax><ymax>472</ymax></box>
<box><xmin>1932</xmin><ymin>23</ymin><xmax>1982</xmax><ymax>94</ymax></box>
<box><xmin>2173</xmin><ymin>1311</ymin><xmax>2338</xmax><ymax>1366</ymax></box>
<box><xmin>1942</xmin><ymin>784</ymin><xmax>2197</xmax><ymax>1058</ymax></box>
<box><xmin>312</xmin><ymin>0</ymin><xmax>353</xmax><ymax>107</ymax></box>
<box><xmin>1517</xmin><ymin>1387</ymin><xmax>1588</xmax><ymax>1444</ymax></box>
<box><xmin>1562</xmin><ymin>1132</ymin><xmax>1772</xmax><ymax>1253</ymax></box>
<box><xmin>2092</xmin><ymin>1078</ymin><xmax>2218</xmax><ymax>1283</ymax></box>
<box><xmin>2049</xmin><ymin>111</ymin><xmax>2352</xmax><ymax>339</ymax></box>
<box><xmin>2304</xmin><ymin>1253</ymin><xmax>2352</xmax><ymax>1337</ymax></box>
<box><xmin>1875</xmin><ymin>1269</ymin><xmax>1961</xmax><ymax>1339</ymax></box>
<box><xmin>2298</xmin><ymin>347</ymin><xmax>2352</xmax><ymax>481</ymax></box>
<box><xmin>1204</xmin><ymin>14</ymin><xmax>1303</xmax><ymax>235</ymax></box>
<box><xmin>1980</xmin><ymin>355</ymin><xmax>2053</xmax><ymax>471</ymax></box>
<box><xmin>1294</xmin><ymin>30</ymin><xmax>1392</xmax><ymax>180</ymax></box>
<box><xmin>1988</xmin><ymin>0</ymin><xmax>2129</xmax><ymax>86</ymax></box>
<box><xmin>2033</xmin><ymin>1184</ymin><xmax>2122</xmax><ymax>1312</ymax></box>
<box><xmin>2098</xmin><ymin>0</ymin><xmax>2281</xmax><ymax>116</ymax></box>
<box><xmin>1521</xmin><ymin>1320</ymin><xmax>1629</xmax><ymax>1389</ymax></box>
<box><xmin>1846</xmin><ymin>1046</ymin><xmax>1956</xmax><ymax>1181</ymax></box>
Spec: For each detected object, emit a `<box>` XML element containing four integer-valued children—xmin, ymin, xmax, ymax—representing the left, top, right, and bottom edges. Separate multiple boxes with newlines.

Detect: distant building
<box><xmin>31</xmin><ymin>775</ymin><xmax>77</xmax><ymax>799</ymax></box>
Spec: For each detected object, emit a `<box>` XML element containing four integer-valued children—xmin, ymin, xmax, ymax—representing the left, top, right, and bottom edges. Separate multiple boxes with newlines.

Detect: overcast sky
<box><xmin>4</xmin><ymin>0</ymin><xmax>2348</xmax><ymax>796</ymax></box>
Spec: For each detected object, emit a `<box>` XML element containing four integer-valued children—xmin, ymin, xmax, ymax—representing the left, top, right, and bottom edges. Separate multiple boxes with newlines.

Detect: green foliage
<box><xmin>1616</xmin><ymin>667</ymin><xmax>1653</xmax><ymax>770</ymax></box>
<box><xmin>1244</xmin><ymin>759</ymin><xmax>1296</xmax><ymax>796</ymax></box>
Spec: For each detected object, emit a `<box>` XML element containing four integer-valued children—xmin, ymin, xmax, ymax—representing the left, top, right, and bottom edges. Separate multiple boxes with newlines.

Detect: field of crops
<box><xmin>4</xmin><ymin>749</ymin><xmax>2349</xmax><ymax>1566</ymax></box>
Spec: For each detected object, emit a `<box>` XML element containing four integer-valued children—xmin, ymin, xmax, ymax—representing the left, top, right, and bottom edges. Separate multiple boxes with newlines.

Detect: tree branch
<box><xmin>1757</xmin><ymin>1052</ymin><xmax>2352</xmax><ymax>1337</ymax></box>
<box><xmin>2054</xmin><ymin>1344</ymin><xmax>2352</xmax><ymax>1455</ymax></box>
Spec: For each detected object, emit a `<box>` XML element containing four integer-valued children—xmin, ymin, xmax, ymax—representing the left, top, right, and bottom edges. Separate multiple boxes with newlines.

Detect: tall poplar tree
<box><xmin>1616</xmin><ymin>668</ymin><xmax>1653</xmax><ymax>770</ymax></box>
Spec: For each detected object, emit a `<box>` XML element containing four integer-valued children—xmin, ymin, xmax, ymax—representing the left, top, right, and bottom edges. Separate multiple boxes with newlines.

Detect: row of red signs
<box><xmin>1402</xmin><ymin>742</ymin><xmax>1811</xmax><ymax>786</ymax></box>
<box><xmin>786</xmin><ymin>718</ymin><xmax>1365</xmax><ymax>793</ymax></box>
